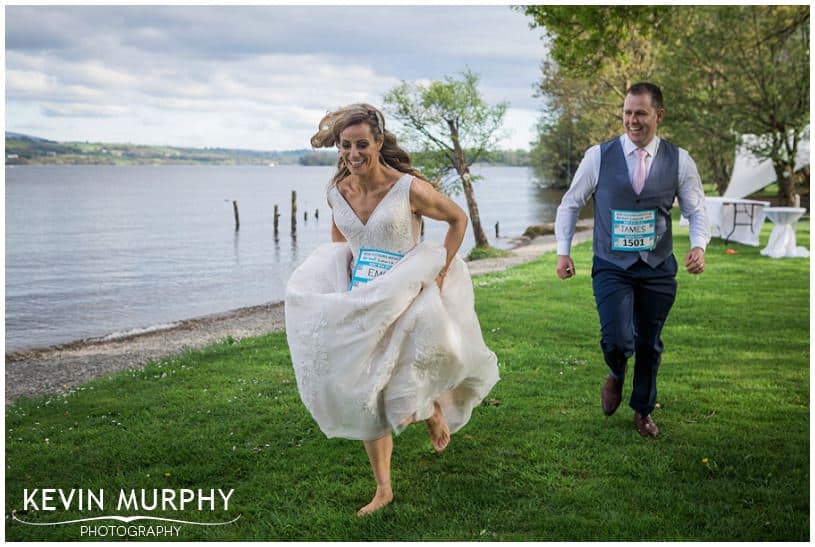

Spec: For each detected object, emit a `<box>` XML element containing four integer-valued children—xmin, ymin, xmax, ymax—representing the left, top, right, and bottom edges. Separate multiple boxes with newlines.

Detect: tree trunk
<box><xmin>712</xmin><ymin>154</ymin><xmax>730</xmax><ymax>196</ymax></box>
<box><xmin>449</xmin><ymin>122</ymin><xmax>490</xmax><ymax>248</ymax></box>
<box><xmin>773</xmin><ymin>131</ymin><xmax>800</xmax><ymax>206</ymax></box>
<box><xmin>775</xmin><ymin>162</ymin><xmax>796</xmax><ymax>206</ymax></box>
<box><xmin>458</xmin><ymin>166</ymin><xmax>490</xmax><ymax>248</ymax></box>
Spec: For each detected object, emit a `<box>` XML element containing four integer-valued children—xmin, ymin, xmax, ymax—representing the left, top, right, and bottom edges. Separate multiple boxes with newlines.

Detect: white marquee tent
<box><xmin>723</xmin><ymin>127</ymin><xmax>810</xmax><ymax>199</ymax></box>
<box><xmin>681</xmin><ymin>127</ymin><xmax>810</xmax><ymax>246</ymax></box>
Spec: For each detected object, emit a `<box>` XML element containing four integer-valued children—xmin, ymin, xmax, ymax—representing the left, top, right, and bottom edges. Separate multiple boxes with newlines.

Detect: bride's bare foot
<box><xmin>426</xmin><ymin>402</ymin><xmax>450</xmax><ymax>452</ymax></box>
<box><xmin>356</xmin><ymin>486</ymin><xmax>394</xmax><ymax>517</ymax></box>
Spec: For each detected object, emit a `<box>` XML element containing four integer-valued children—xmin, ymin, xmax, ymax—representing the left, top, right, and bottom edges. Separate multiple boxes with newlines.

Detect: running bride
<box><xmin>285</xmin><ymin>103</ymin><xmax>499</xmax><ymax>516</ymax></box>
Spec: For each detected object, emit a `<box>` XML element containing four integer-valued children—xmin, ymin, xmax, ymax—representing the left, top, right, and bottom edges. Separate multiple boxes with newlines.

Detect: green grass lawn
<box><xmin>5</xmin><ymin>221</ymin><xmax>809</xmax><ymax>541</ymax></box>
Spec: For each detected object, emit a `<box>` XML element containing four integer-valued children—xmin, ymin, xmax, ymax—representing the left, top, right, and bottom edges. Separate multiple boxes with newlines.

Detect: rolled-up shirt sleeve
<box><xmin>677</xmin><ymin>149</ymin><xmax>711</xmax><ymax>251</ymax></box>
<box><xmin>555</xmin><ymin>145</ymin><xmax>600</xmax><ymax>256</ymax></box>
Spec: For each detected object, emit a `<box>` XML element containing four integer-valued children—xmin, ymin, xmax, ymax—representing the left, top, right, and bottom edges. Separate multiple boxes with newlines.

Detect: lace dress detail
<box><xmin>285</xmin><ymin>173</ymin><xmax>499</xmax><ymax>441</ymax></box>
<box><xmin>328</xmin><ymin>173</ymin><xmax>421</xmax><ymax>262</ymax></box>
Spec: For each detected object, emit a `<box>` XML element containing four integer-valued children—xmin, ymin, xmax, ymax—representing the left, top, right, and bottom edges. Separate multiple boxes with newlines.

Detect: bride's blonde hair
<box><xmin>310</xmin><ymin>103</ymin><xmax>424</xmax><ymax>188</ymax></box>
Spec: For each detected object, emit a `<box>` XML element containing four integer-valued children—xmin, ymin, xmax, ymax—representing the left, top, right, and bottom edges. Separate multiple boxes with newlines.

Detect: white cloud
<box><xmin>6</xmin><ymin>5</ymin><xmax>549</xmax><ymax>150</ymax></box>
<box><xmin>66</xmin><ymin>61</ymin><xmax>139</xmax><ymax>88</ymax></box>
<box><xmin>42</xmin><ymin>103</ymin><xmax>129</xmax><ymax>118</ymax></box>
<box><xmin>6</xmin><ymin>69</ymin><xmax>56</xmax><ymax>95</ymax></box>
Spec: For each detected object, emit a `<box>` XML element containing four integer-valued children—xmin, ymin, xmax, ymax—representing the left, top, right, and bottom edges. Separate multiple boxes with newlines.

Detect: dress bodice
<box><xmin>329</xmin><ymin>173</ymin><xmax>421</xmax><ymax>261</ymax></box>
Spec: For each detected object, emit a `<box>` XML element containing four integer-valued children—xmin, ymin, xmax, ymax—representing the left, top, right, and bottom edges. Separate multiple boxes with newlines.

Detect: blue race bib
<box><xmin>611</xmin><ymin>209</ymin><xmax>657</xmax><ymax>252</ymax></box>
<box><xmin>349</xmin><ymin>248</ymin><xmax>404</xmax><ymax>291</ymax></box>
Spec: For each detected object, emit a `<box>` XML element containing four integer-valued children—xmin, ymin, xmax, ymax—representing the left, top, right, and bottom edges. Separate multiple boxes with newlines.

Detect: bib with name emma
<box><xmin>349</xmin><ymin>248</ymin><xmax>404</xmax><ymax>290</ymax></box>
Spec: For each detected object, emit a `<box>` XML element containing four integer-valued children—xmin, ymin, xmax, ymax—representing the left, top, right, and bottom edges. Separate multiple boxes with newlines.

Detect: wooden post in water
<box><xmin>233</xmin><ymin>200</ymin><xmax>240</xmax><ymax>231</ymax></box>
<box><xmin>315</xmin><ymin>209</ymin><xmax>319</xmax><ymax>220</ymax></box>
<box><xmin>273</xmin><ymin>204</ymin><xmax>280</xmax><ymax>235</ymax></box>
<box><xmin>291</xmin><ymin>191</ymin><xmax>297</xmax><ymax>235</ymax></box>
<box><xmin>304</xmin><ymin>211</ymin><xmax>308</xmax><ymax>222</ymax></box>
<box><xmin>495</xmin><ymin>222</ymin><xmax>499</xmax><ymax>238</ymax></box>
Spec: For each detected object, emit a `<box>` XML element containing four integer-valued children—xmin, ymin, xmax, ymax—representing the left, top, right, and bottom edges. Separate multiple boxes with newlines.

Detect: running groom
<box><xmin>554</xmin><ymin>82</ymin><xmax>710</xmax><ymax>437</ymax></box>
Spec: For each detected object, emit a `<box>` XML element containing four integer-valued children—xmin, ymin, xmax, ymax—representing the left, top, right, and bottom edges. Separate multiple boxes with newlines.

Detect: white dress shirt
<box><xmin>555</xmin><ymin>134</ymin><xmax>710</xmax><ymax>256</ymax></box>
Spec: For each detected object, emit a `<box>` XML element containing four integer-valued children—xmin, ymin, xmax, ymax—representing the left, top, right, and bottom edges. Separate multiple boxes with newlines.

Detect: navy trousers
<box><xmin>591</xmin><ymin>255</ymin><xmax>678</xmax><ymax>416</ymax></box>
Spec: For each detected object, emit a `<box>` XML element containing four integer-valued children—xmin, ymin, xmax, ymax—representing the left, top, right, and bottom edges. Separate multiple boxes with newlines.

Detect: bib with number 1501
<box><xmin>611</xmin><ymin>209</ymin><xmax>657</xmax><ymax>252</ymax></box>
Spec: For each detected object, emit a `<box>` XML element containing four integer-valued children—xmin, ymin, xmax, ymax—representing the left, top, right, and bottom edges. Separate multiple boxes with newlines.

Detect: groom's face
<box><xmin>623</xmin><ymin>92</ymin><xmax>664</xmax><ymax>148</ymax></box>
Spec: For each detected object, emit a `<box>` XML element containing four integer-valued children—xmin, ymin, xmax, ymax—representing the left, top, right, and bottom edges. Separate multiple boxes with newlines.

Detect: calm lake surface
<box><xmin>6</xmin><ymin>165</ymin><xmax>584</xmax><ymax>351</ymax></box>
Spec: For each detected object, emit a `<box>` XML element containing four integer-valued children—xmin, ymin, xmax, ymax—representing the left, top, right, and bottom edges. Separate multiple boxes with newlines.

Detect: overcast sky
<box><xmin>6</xmin><ymin>5</ymin><xmax>549</xmax><ymax>151</ymax></box>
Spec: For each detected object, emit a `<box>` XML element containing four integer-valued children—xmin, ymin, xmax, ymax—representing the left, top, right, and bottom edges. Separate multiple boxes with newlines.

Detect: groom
<box><xmin>553</xmin><ymin>82</ymin><xmax>709</xmax><ymax>437</ymax></box>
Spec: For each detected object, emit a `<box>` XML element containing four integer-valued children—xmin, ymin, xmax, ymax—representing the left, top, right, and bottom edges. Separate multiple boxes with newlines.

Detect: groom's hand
<box><xmin>557</xmin><ymin>255</ymin><xmax>575</xmax><ymax>279</ymax></box>
<box><xmin>685</xmin><ymin>247</ymin><xmax>705</xmax><ymax>274</ymax></box>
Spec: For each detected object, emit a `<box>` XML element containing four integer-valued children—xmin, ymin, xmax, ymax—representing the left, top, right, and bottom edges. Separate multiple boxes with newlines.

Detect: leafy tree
<box><xmin>298</xmin><ymin>151</ymin><xmax>336</xmax><ymax>166</ymax></box>
<box><xmin>383</xmin><ymin>70</ymin><xmax>508</xmax><ymax>248</ymax></box>
<box><xmin>529</xmin><ymin>58</ymin><xmax>613</xmax><ymax>188</ymax></box>
<box><xmin>522</xmin><ymin>6</ymin><xmax>668</xmax><ymax>187</ymax></box>
<box><xmin>523</xmin><ymin>7</ymin><xmax>654</xmax><ymax>66</ymax></box>
<box><xmin>482</xmin><ymin>148</ymin><xmax>529</xmax><ymax>167</ymax></box>
<box><xmin>663</xmin><ymin>6</ymin><xmax>809</xmax><ymax>203</ymax></box>
<box><xmin>523</xmin><ymin>5</ymin><xmax>665</xmax><ymax>99</ymax></box>
<box><xmin>530</xmin><ymin>113</ymin><xmax>579</xmax><ymax>189</ymax></box>
<box><xmin>522</xmin><ymin>5</ymin><xmax>810</xmax><ymax>203</ymax></box>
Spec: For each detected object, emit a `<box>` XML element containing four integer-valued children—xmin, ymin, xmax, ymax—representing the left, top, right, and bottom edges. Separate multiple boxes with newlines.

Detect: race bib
<box><xmin>349</xmin><ymin>248</ymin><xmax>404</xmax><ymax>291</ymax></box>
<box><xmin>612</xmin><ymin>209</ymin><xmax>657</xmax><ymax>252</ymax></box>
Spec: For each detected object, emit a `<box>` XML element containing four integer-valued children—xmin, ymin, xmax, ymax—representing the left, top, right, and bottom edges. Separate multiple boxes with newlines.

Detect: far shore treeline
<box><xmin>4</xmin><ymin>132</ymin><xmax>530</xmax><ymax>168</ymax></box>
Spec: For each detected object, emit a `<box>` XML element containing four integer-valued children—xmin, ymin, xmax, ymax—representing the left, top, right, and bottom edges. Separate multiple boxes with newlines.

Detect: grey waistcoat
<box><xmin>593</xmin><ymin>137</ymin><xmax>679</xmax><ymax>269</ymax></box>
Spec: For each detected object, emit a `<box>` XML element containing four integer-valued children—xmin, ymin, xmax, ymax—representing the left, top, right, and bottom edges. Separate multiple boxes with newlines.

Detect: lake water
<box><xmin>5</xmin><ymin>165</ymin><xmax>584</xmax><ymax>351</ymax></box>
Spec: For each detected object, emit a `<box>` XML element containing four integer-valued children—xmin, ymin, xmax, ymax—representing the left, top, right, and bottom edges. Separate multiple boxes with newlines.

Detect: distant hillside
<box><xmin>6</xmin><ymin>131</ymin><xmax>55</xmax><ymax>143</ymax></box>
<box><xmin>5</xmin><ymin>133</ymin><xmax>528</xmax><ymax>167</ymax></box>
<box><xmin>4</xmin><ymin>133</ymin><xmax>325</xmax><ymax>166</ymax></box>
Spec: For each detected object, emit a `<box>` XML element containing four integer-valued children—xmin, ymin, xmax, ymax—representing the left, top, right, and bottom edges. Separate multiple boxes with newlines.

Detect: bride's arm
<box><xmin>331</xmin><ymin>219</ymin><xmax>347</xmax><ymax>243</ymax></box>
<box><xmin>328</xmin><ymin>192</ymin><xmax>347</xmax><ymax>243</ymax></box>
<box><xmin>409</xmin><ymin>178</ymin><xmax>467</xmax><ymax>287</ymax></box>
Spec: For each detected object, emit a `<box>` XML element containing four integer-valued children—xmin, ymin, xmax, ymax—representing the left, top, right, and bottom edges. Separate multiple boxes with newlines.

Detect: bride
<box><xmin>285</xmin><ymin>103</ymin><xmax>499</xmax><ymax>516</ymax></box>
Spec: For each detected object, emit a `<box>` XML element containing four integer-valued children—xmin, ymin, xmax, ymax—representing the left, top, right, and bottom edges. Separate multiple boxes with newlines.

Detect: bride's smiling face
<box><xmin>339</xmin><ymin>123</ymin><xmax>382</xmax><ymax>176</ymax></box>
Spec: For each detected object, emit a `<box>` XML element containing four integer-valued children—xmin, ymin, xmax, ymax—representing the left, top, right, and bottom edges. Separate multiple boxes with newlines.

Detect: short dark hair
<box><xmin>626</xmin><ymin>82</ymin><xmax>664</xmax><ymax>110</ymax></box>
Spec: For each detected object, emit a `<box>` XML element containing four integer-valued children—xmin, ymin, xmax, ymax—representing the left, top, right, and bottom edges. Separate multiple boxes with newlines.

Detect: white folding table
<box><xmin>681</xmin><ymin>196</ymin><xmax>771</xmax><ymax>246</ymax></box>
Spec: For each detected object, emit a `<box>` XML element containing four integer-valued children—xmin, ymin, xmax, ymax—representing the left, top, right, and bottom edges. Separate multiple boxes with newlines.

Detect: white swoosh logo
<box><xmin>12</xmin><ymin>511</ymin><xmax>241</xmax><ymax>526</ymax></box>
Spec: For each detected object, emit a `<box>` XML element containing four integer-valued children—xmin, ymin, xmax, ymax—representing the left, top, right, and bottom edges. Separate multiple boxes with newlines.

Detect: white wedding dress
<box><xmin>285</xmin><ymin>173</ymin><xmax>499</xmax><ymax>441</ymax></box>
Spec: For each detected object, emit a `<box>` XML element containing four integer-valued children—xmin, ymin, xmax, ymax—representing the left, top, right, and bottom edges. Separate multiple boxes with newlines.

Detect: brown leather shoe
<box><xmin>601</xmin><ymin>374</ymin><xmax>623</xmax><ymax>416</ymax></box>
<box><xmin>634</xmin><ymin>412</ymin><xmax>660</xmax><ymax>437</ymax></box>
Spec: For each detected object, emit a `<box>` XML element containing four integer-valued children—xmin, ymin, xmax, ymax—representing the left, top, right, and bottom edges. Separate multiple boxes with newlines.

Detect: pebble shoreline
<box><xmin>5</xmin><ymin>228</ymin><xmax>593</xmax><ymax>404</ymax></box>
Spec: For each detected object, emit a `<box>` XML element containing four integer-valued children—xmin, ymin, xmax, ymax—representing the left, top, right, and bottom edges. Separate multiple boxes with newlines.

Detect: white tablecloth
<box><xmin>760</xmin><ymin>207</ymin><xmax>809</xmax><ymax>258</ymax></box>
<box><xmin>681</xmin><ymin>196</ymin><xmax>770</xmax><ymax>246</ymax></box>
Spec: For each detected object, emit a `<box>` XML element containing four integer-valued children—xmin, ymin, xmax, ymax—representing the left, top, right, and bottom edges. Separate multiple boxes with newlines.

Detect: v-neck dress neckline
<box><xmin>335</xmin><ymin>173</ymin><xmax>411</xmax><ymax>227</ymax></box>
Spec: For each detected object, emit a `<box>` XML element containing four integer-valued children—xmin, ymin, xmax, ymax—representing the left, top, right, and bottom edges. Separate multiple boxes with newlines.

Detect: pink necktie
<box><xmin>633</xmin><ymin>148</ymin><xmax>648</xmax><ymax>195</ymax></box>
